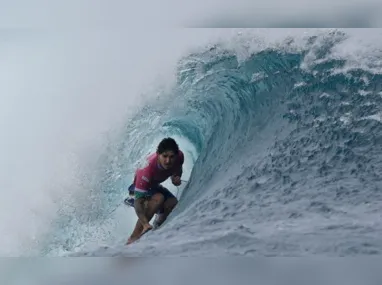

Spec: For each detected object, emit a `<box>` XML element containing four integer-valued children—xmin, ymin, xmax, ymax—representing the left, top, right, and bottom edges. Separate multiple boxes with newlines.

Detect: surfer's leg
<box><xmin>155</xmin><ymin>186</ymin><xmax>178</xmax><ymax>227</ymax></box>
<box><xmin>126</xmin><ymin>192</ymin><xmax>164</xmax><ymax>244</ymax></box>
<box><xmin>156</xmin><ymin>197</ymin><xmax>178</xmax><ymax>226</ymax></box>
<box><xmin>134</xmin><ymin>196</ymin><xmax>151</xmax><ymax>229</ymax></box>
<box><xmin>127</xmin><ymin>192</ymin><xmax>152</xmax><ymax>244</ymax></box>
<box><xmin>127</xmin><ymin>197</ymin><xmax>150</xmax><ymax>244</ymax></box>
<box><xmin>128</xmin><ymin>219</ymin><xmax>144</xmax><ymax>243</ymax></box>
<box><xmin>143</xmin><ymin>192</ymin><xmax>164</xmax><ymax>228</ymax></box>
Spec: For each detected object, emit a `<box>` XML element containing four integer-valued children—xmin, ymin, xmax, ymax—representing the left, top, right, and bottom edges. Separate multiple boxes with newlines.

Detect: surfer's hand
<box><xmin>172</xmin><ymin>176</ymin><xmax>181</xmax><ymax>186</ymax></box>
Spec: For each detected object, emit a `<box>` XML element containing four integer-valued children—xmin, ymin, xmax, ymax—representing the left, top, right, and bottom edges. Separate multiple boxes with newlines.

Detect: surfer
<box><xmin>125</xmin><ymin>137</ymin><xmax>184</xmax><ymax>245</ymax></box>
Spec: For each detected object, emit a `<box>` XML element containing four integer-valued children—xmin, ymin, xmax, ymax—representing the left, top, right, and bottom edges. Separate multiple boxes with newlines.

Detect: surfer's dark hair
<box><xmin>157</xmin><ymin>137</ymin><xmax>179</xmax><ymax>155</ymax></box>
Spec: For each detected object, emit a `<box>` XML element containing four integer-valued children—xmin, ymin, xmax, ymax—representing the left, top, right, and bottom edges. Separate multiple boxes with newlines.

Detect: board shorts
<box><xmin>129</xmin><ymin>183</ymin><xmax>175</xmax><ymax>200</ymax></box>
<box><xmin>127</xmin><ymin>183</ymin><xmax>176</xmax><ymax>214</ymax></box>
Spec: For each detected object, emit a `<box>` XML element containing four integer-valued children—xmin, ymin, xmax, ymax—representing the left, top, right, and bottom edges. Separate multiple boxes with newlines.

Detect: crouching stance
<box><xmin>126</xmin><ymin>137</ymin><xmax>184</xmax><ymax>245</ymax></box>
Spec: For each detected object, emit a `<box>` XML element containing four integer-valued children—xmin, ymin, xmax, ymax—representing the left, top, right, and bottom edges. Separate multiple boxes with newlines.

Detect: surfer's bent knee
<box><xmin>151</xmin><ymin>192</ymin><xmax>165</xmax><ymax>205</ymax></box>
<box><xmin>134</xmin><ymin>197</ymin><xmax>146</xmax><ymax>216</ymax></box>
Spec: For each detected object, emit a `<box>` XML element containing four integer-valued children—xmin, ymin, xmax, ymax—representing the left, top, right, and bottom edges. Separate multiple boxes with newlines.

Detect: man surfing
<box><xmin>125</xmin><ymin>137</ymin><xmax>184</xmax><ymax>245</ymax></box>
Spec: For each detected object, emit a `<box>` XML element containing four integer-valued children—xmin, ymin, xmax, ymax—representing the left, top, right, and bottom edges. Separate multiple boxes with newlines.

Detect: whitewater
<box><xmin>1</xmin><ymin>29</ymin><xmax>382</xmax><ymax>264</ymax></box>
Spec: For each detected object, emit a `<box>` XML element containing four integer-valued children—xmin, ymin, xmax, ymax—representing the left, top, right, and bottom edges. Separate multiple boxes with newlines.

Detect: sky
<box><xmin>0</xmin><ymin>0</ymin><xmax>381</xmax><ymax>29</ymax></box>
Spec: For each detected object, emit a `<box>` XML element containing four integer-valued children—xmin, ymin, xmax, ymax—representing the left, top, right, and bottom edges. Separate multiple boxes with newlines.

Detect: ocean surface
<box><xmin>1</xmin><ymin>29</ymin><xmax>382</xmax><ymax>262</ymax></box>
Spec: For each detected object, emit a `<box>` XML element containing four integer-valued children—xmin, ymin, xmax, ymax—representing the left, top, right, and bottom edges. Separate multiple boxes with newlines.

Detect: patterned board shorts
<box><xmin>125</xmin><ymin>183</ymin><xmax>176</xmax><ymax>214</ymax></box>
<box><xmin>129</xmin><ymin>183</ymin><xmax>175</xmax><ymax>200</ymax></box>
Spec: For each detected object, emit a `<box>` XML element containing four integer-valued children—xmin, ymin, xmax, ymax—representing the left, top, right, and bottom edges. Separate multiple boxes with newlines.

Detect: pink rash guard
<box><xmin>133</xmin><ymin>150</ymin><xmax>184</xmax><ymax>194</ymax></box>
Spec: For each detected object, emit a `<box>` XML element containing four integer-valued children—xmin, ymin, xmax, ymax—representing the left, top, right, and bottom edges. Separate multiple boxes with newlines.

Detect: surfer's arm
<box><xmin>171</xmin><ymin>152</ymin><xmax>184</xmax><ymax>185</ymax></box>
<box><xmin>173</xmin><ymin>151</ymin><xmax>184</xmax><ymax>177</ymax></box>
<box><xmin>172</xmin><ymin>166</ymin><xmax>183</xmax><ymax>178</ymax></box>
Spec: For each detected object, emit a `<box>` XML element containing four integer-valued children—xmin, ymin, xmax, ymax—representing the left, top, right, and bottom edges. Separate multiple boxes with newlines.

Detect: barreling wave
<box><xmin>42</xmin><ymin>30</ymin><xmax>382</xmax><ymax>257</ymax></box>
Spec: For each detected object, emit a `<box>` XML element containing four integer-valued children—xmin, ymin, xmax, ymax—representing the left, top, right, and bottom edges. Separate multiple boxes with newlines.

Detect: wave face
<box><xmin>40</xmin><ymin>30</ymin><xmax>382</xmax><ymax>257</ymax></box>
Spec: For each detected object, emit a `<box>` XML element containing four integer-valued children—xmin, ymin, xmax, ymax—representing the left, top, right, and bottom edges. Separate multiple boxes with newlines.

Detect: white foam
<box><xmin>365</xmin><ymin>112</ymin><xmax>382</xmax><ymax>122</ymax></box>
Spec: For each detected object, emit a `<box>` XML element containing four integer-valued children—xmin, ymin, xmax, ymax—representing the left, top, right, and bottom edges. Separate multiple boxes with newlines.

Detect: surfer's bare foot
<box><xmin>141</xmin><ymin>223</ymin><xmax>153</xmax><ymax>235</ymax></box>
<box><xmin>126</xmin><ymin>236</ymin><xmax>138</xmax><ymax>245</ymax></box>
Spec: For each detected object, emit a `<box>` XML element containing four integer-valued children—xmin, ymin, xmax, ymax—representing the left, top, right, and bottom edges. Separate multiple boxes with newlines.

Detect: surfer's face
<box><xmin>158</xmin><ymin>150</ymin><xmax>176</xmax><ymax>170</ymax></box>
